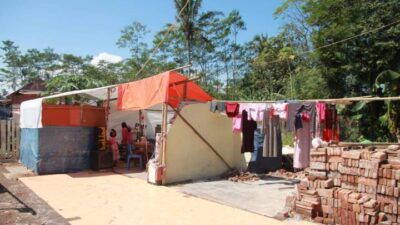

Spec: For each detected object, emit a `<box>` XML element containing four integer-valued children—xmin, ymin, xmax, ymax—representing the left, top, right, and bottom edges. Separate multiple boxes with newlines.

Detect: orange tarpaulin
<box><xmin>117</xmin><ymin>71</ymin><xmax>213</xmax><ymax>110</ymax></box>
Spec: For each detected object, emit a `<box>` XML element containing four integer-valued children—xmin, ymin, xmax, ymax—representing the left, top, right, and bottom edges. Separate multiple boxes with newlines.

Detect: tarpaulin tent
<box><xmin>18</xmin><ymin>70</ymin><xmax>242</xmax><ymax>184</ymax></box>
<box><xmin>117</xmin><ymin>71</ymin><xmax>212</xmax><ymax>110</ymax></box>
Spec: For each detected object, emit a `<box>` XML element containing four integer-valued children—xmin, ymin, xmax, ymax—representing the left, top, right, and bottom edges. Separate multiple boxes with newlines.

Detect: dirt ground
<box><xmin>0</xmin><ymin>163</ymin><xmax>69</xmax><ymax>225</ymax></box>
<box><xmin>19</xmin><ymin>171</ymin><xmax>315</xmax><ymax>225</ymax></box>
<box><xmin>1</xmin><ymin>162</ymin><xmax>313</xmax><ymax>225</ymax></box>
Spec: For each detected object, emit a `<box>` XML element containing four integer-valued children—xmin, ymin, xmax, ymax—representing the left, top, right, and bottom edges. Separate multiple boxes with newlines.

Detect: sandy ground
<box><xmin>20</xmin><ymin>171</ymin><xmax>314</xmax><ymax>225</ymax></box>
<box><xmin>0</xmin><ymin>163</ymin><xmax>68</xmax><ymax>225</ymax></box>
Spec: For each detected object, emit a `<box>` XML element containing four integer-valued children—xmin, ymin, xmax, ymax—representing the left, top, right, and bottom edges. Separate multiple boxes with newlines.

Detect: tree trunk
<box><xmin>187</xmin><ymin>37</ymin><xmax>192</xmax><ymax>77</ymax></box>
<box><xmin>232</xmin><ymin>34</ymin><xmax>237</xmax><ymax>98</ymax></box>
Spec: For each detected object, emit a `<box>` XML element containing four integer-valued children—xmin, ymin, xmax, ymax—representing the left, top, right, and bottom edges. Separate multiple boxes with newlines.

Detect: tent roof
<box><xmin>40</xmin><ymin>84</ymin><xmax>118</xmax><ymax>101</ymax></box>
<box><xmin>117</xmin><ymin>71</ymin><xmax>213</xmax><ymax>110</ymax></box>
<box><xmin>19</xmin><ymin>71</ymin><xmax>213</xmax><ymax>128</ymax></box>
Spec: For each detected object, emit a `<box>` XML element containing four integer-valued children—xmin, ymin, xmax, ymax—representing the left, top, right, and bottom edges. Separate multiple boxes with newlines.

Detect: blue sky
<box><xmin>0</xmin><ymin>0</ymin><xmax>284</xmax><ymax>59</ymax></box>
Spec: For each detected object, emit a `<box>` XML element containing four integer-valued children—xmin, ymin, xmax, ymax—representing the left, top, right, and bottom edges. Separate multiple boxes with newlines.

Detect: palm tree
<box><xmin>173</xmin><ymin>0</ymin><xmax>218</xmax><ymax>69</ymax></box>
<box><xmin>174</xmin><ymin>0</ymin><xmax>201</xmax><ymax>67</ymax></box>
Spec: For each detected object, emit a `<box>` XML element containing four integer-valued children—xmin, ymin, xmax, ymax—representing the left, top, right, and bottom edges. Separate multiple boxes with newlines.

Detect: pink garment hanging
<box><xmin>232</xmin><ymin>115</ymin><xmax>242</xmax><ymax>133</ymax></box>
<box><xmin>238</xmin><ymin>103</ymin><xmax>269</xmax><ymax>121</ymax></box>
<box><xmin>272</xmin><ymin>103</ymin><xmax>288</xmax><ymax>120</ymax></box>
<box><xmin>232</xmin><ymin>103</ymin><xmax>269</xmax><ymax>133</ymax></box>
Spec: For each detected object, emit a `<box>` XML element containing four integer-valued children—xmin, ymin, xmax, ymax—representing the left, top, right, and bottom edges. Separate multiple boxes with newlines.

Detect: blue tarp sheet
<box><xmin>20</xmin><ymin>126</ymin><xmax>95</xmax><ymax>174</ymax></box>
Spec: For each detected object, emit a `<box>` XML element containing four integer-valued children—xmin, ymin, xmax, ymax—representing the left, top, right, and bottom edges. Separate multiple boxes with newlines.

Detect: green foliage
<box><xmin>116</xmin><ymin>21</ymin><xmax>150</xmax><ymax>59</ymax></box>
<box><xmin>271</xmin><ymin>0</ymin><xmax>400</xmax><ymax>142</ymax></box>
<box><xmin>45</xmin><ymin>74</ymin><xmax>103</xmax><ymax>94</ymax></box>
<box><xmin>375</xmin><ymin>70</ymin><xmax>400</xmax><ymax>140</ymax></box>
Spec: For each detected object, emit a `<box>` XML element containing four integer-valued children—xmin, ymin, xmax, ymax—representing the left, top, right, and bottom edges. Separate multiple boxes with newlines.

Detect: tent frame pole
<box><xmin>105</xmin><ymin>87</ymin><xmax>111</xmax><ymax>131</ymax></box>
<box><xmin>161</xmin><ymin>102</ymin><xmax>168</xmax><ymax>166</ymax></box>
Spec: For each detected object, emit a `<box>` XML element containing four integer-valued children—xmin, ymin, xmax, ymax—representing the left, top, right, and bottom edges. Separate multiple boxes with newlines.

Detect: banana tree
<box><xmin>375</xmin><ymin>70</ymin><xmax>400</xmax><ymax>142</ymax></box>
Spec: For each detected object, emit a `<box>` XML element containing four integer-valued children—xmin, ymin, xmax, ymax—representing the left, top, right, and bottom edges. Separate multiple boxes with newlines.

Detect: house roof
<box><xmin>7</xmin><ymin>79</ymin><xmax>46</xmax><ymax>98</ymax></box>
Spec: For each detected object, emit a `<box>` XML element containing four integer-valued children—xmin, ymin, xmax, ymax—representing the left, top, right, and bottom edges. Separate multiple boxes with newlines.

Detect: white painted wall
<box><xmin>165</xmin><ymin>103</ymin><xmax>246</xmax><ymax>184</ymax></box>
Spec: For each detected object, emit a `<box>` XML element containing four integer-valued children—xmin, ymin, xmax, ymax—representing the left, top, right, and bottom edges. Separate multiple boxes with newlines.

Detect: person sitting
<box><xmin>109</xmin><ymin>129</ymin><xmax>119</xmax><ymax>166</ymax></box>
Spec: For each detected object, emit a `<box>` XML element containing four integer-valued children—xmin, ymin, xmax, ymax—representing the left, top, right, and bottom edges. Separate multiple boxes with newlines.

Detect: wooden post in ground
<box><xmin>161</xmin><ymin>102</ymin><xmax>168</xmax><ymax>184</ymax></box>
<box><xmin>1</xmin><ymin>120</ymin><xmax>6</xmax><ymax>153</ymax></box>
<box><xmin>105</xmin><ymin>87</ymin><xmax>111</xmax><ymax>131</ymax></box>
<box><xmin>7</xmin><ymin>120</ymin><xmax>11</xmax><ymax>157</ymax></box>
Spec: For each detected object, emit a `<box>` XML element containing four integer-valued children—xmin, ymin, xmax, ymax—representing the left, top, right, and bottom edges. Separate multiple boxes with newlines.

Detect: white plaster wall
<box><xmin>165</xmin><ymin>103</ymin><xmax>246</xmax><ymax>184</ymax></box>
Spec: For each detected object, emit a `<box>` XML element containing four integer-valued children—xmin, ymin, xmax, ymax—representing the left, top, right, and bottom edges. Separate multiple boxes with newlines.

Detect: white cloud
<box><xmin>91</xmin><ymin>52</ymin><xmax>123</xmax><ymax>66</ymax></box>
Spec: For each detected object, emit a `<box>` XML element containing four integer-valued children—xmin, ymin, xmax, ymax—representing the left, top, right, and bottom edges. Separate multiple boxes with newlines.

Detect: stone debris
<box><xmin>268</xmin><ymin>169</ymin><xmax>307</xmax><ymax>180</ymax></box>
<box><xmin>222</xmin><ymin>170</ymin><xmax>261</xmax><ymax>182</ymax></box>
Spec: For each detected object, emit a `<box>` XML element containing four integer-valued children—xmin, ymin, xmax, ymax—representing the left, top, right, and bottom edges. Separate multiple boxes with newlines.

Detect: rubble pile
<box><xmin>223</xmin><ymin>170</ymin><xmax>261</xmax><ymax>182</ymax></box>
<box><xmin>268</xmin><ymin>169</ymin><xmax>307</xmax><ymax>180</ymax></box>
<box><xmin>292</xmin><ymin>145</ymin><xmax>400</xmax><ymax>225</ymax></box>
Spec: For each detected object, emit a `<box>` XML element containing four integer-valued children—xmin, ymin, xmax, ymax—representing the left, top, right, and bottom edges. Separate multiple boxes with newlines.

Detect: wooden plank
<box><xmin>15</xmin><ymin>120</ymin><xmax>20</xmax><ymax>157</ymax></box>
<box><xmin>7</xmin><ymin>120</ymin><xmax>11</xmax><ymax>155</ymax></box>
<box><xmin>11</xmin><ymin>119</ymin><xmax>16</xmax><ymax>158</ymax></box>
<box><xmin>11</xmin><ymin>120</ymin><xmax>15</xmax><ymax>151</ymax></box>
<box><xmin>0</xmin><ymin>120</ymin><xmax>6</xmax><ymax>152</ymax></box>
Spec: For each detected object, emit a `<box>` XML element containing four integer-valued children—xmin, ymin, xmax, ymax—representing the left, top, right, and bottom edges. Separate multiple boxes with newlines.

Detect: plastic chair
<box><xmin>126</xmin><ymin>144</ymin><xmax>143</xmax><ymax>169</ymax></box>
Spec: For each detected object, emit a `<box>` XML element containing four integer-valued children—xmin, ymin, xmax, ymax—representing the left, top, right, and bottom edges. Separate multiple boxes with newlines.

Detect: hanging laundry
<box><xmin>272</xmin><ymin>103</ymin><xmax>288</xmax><ymax>120</ymax></box>
<box><xmin>316</xmin><ymin>102</ymin><xmax>326</xmax><ymax>122</ymax></box>
<box><xmin>239</xmin><ymin>103</ymin><xmax>269</xmax><ymax>121</ymax></box>
<box><xmin>262</xmin><ymin>109</ymin><xmax>282</xmax><ymax>158</ymax></box>
<box><xmin>232</xmin><ymin>115</ymin><xmax>242</xmax><ymax>133</ymax></box>
<box><xmin>251</xmin><ymin>126</ymin><xmax>263</xmax><ymax>162</ymax></box>
<box><xmin>294</xmin><ymin>117</ymin><xmax>311</xmax><ymax>169</ymax></box>
<box><xmin>241</xmin><ymin>110</ymin><xmax>257</xmax><ymax>153</ymax></box>
<box><xmin>225</xmin><ymin>102</ymin><xmax>239</xmax><ymax>117</ymax></box>
<box><xmin>286</xmin><ymin>102</ymin><xmax>302</xmax><ymax>132</ymax></box>
<box><xmin>294</xmin><ymin>102</ymin><xmax>316</xmax><ymax>133</ymax></box>
<box><xmin>209</xmin><ymin>101</ymin><xmax>226</xmax><ymax>113</ymax></box>
<box><xmin>322</xmin><ymin>104</ymin><xmax>339</xmax><ymax>142</ymax></box>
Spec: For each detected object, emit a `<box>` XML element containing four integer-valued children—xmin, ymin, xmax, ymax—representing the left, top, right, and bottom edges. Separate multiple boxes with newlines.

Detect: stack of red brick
<box><xmin>293</xmin><ymin>145</ymin><xmax>400</xmax><ymax>225</ymax></box>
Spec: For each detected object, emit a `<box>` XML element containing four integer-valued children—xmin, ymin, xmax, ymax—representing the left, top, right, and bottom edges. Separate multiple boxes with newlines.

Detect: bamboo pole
<box><xmin>167</xmin><ymin>64</ymin><xmax>192</xmax><ymax>72</ymax></box>
<box><xmin>214</xmin><ymin>95</ymin><xmax>400</xmax><ymax>104</ymax></box>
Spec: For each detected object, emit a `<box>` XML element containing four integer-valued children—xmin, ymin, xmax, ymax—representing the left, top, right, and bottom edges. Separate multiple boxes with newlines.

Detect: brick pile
<box><xmin>292</xmin><ymin>145</ymin><xmax>400</xmax><ymax>225</ymax></box>
<box><xmin>297</xmin><ymin>147</ymin><xmax>336</xmax><ymax>222</ymax></box>
<box><xmin>333</xmin><ymin>189</ymin><xmax>379</xmax><ymax>225</ymax></box>
<box><xmin>339</xmin><ymin>150</ymin><xmax>361</xmax><ymax>191</ymax></box>
<box><xmin>327</xmin><ymin>147</ymin><xmax>343</xmax><ymax>187</ymax></box>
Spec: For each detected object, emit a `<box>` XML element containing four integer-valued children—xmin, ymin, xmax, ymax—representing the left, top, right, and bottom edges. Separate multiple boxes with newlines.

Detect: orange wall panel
<box><xmin>42</xmin><ymin>104</ymin><xmax>105</xmax><ymax>127</ymax></box>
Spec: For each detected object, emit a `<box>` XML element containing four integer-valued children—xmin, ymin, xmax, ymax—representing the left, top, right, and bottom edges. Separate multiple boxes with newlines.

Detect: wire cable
<box><xmin>134</xmin><ymin>0</ymin><xmax>190</xmax><ymax>77</ymax></box>
<box><xmin>264</xmin><ymin>18</ymin><xmax>400</xmax><ymax>65</ymax></box>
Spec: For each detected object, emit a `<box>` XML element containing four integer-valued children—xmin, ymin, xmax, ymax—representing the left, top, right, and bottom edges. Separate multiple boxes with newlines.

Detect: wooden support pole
<box><xmin>170</xmin><ymin>106</ymin><xmax>233</xmax><ymax>171</ymax></box>
<box><xmin>161</xmin><ymin>103</ymin><xmax>168</xmax><ymax>166</ymax></box>
<box><xmin>105</xmin><ymin>87</ymin><xmax>111</xmax><ymax>132</ymax></box>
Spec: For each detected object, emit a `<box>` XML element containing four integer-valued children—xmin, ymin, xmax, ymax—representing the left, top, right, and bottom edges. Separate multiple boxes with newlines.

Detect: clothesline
<box><xmin>214</xmin><ymin>95</ymin><xmax>400</xmax><ymax>104</ymax></box>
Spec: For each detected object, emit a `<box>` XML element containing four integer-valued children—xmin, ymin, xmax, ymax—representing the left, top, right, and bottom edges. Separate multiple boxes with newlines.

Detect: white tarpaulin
<box><xmin>106</xmin><ymin>101</ymin><xmax>174</xmax><ymax>140</ymax></box>
<box><xmin>20</xmin><ymin>85</ymin><xmax>117</xmax><ymax>128</ymax></box>
<box><xmin>20</xmin><ymin>98</ymin><xmax>43</xmax><ymax>128</ymax></box>
<box><xmin>20</xmin><ymin>85</ymin><xmax>176</xmax><ymax>138</ymax></box>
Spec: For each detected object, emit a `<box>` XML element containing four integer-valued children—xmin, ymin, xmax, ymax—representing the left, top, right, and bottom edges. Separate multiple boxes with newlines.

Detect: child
<box><xmin>109</xmin><ymin>129</ymin><xmax>119</xmax><ymax>166</ymax></box>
